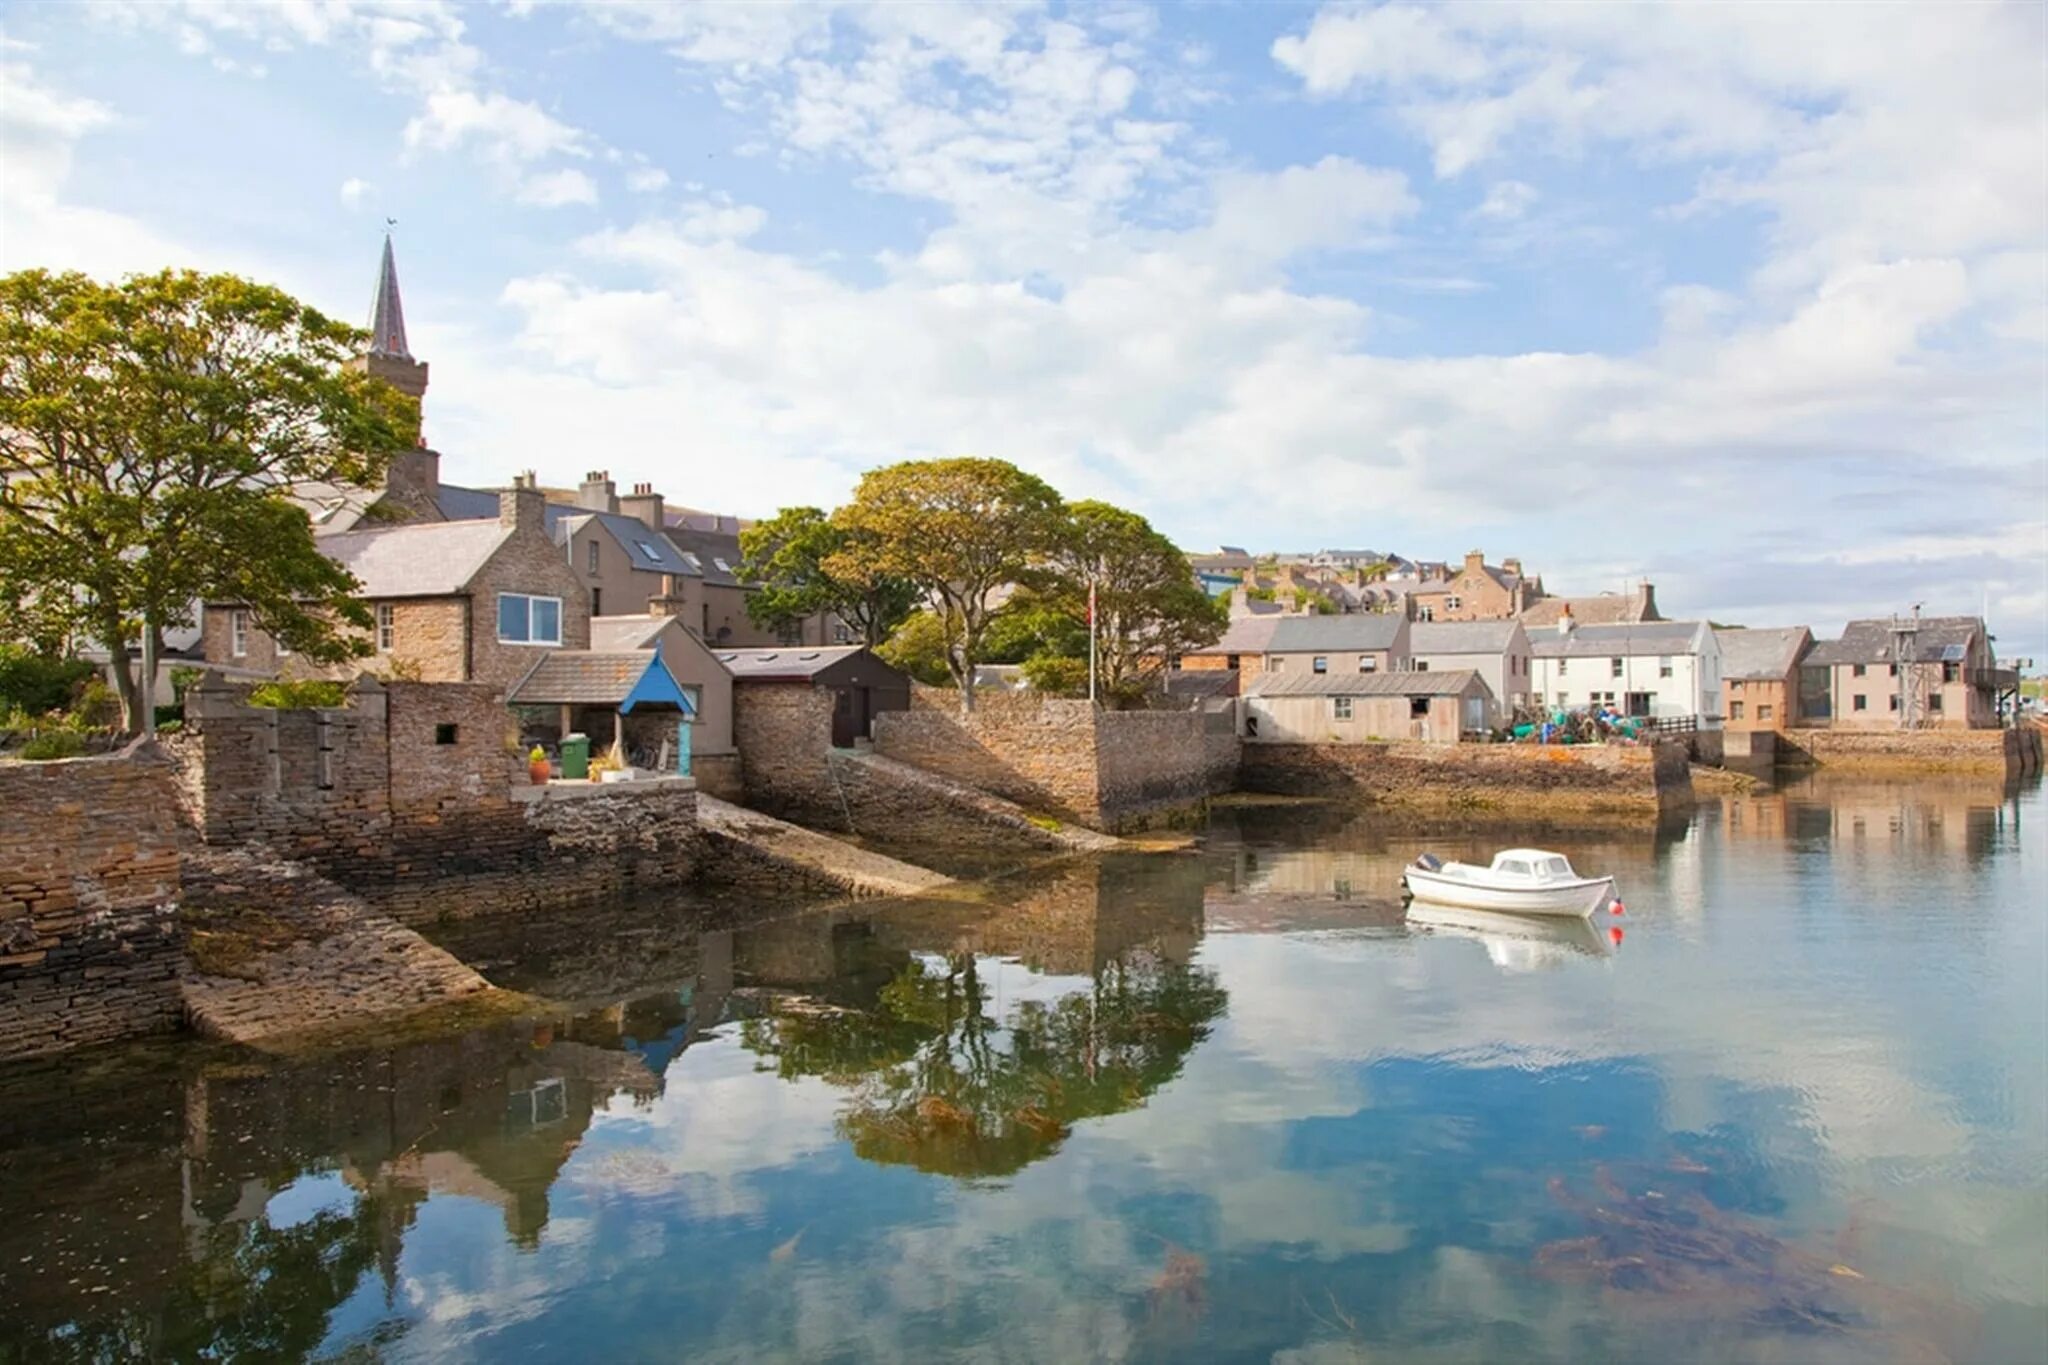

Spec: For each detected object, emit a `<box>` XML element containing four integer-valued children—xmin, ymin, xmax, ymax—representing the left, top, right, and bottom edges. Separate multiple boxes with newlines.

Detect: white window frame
<box><xmin>1445</xmin><ymin>594</ymin><xmax>1461</xmax><ymax>611</ymax></box>
<box><xmin>1312</xmin><ymin>655</ymin><xmax>1329</xmax><ymax>674</ymax></box>
<box><xmin>497</xmin><ymin>593</ymin><xmax>564</xmax><ymax>646</ymax></box>
<box><xmin>1357</xmin><ymin>656</ymin><xmax>1377</xmax><ymax>673</ymax></box>
<box><xmin>1658</xmin><ymin>656</ymin><xmax>1673</xmax><ymax>679</ymax></box>
<box><xmin>1333</xmin><ymin>696</ymin><xmax>1353</xmax><ymax>720</ymax></box>
<box><xmin>376</xmin><ymin>603</ymin><xmax>395</xmax><ymax>652</ymax></box>
<box><xmin>231</xmin><ymin>610</ymin><xmax>249</xmax><ymax>658</ymax></box>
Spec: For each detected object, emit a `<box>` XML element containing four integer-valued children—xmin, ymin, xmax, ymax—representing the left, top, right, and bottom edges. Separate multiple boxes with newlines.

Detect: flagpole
<box><xmin>1087</xmin><ymin>574</ymin><xmax>1098</xmax><ymax>704</ymax></box>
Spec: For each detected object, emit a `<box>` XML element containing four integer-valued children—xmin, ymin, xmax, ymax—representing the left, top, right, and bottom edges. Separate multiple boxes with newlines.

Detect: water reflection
<box><xmin>0</xmin><ymin>775</ymin><xmax>2040</xmax><ymax>1363</ymax></box>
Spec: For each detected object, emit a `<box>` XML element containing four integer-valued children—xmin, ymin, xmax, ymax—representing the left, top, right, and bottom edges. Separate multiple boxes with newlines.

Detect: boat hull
<box><xmin>1402</xmin><ymin>868</ymin><xmax>1614</xmax><ymax>918</ymax></box>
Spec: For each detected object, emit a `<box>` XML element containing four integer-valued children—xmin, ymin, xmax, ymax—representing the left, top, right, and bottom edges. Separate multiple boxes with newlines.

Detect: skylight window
<box><xmin>636</xmin><ymin>541</ymin><xmax>663</xmax><ymax>562</ymax></box>
<box><xmin>713</xmin><ymin>557</ymin><xmax>732</xmax><ymax>572</ymax></box>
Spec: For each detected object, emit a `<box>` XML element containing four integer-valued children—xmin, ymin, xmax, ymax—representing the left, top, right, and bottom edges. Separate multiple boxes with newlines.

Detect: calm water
<box><xmin>2</xmin><ymin>776</ymin><xmax>2044</xmax><ymax>1363</ymax></box>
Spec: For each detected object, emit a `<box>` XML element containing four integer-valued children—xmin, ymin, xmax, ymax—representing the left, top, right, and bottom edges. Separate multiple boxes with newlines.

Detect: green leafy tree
<box><xmin>830</xmin><ymin>458</ymin><xmax>1063</xmax><ymax>710</ymax></box>
<box><xmin>877</xmin><ymin>608</ymin><xmax>954</xmax><ymax>686</ymax></box>
<box><xmin>0</xmin><ymin>268</ymin><xmax>417</xmax><ymax>731</ymax></box>
<box><xmin>1035</xmin><ymin>500</ymin><xmax>1226</xmax><ymax>704</ymax></box>
<box><xmin>737</xmin><ymin>505</ymin><xmax>918</xmax><ymax>646</ymax></box>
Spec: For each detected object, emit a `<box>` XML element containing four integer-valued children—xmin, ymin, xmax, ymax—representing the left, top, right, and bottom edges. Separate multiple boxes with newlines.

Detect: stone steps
<box><xmin>696</xmin><ymin>794</ymin><xmax>955</xmax><ymax>899</ymax></box>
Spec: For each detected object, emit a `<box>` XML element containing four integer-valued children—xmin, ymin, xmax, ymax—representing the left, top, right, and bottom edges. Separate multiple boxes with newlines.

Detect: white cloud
<box><xmin>513</xmin><ymin>167</ymin><xmax>598</xmax><ymax>209</ymax></box>
<box><xmin>338</xmin><ymin>176</ymin><xmax>372</xmax><ymax>208</ymax></box>
<box><xmin>625</xmin><ymin>165</ymin><xmax>670</xmax><ymax>194</ymax></box>
<box><xmin>403</xmin><ymin>88</ymin><xmax>589</xmax><ymax>165</ymax></box>
<box><xmin>1473</xmin><ymin>178</ymin><xmax>1536</xmax><ymax>221</ymax></box>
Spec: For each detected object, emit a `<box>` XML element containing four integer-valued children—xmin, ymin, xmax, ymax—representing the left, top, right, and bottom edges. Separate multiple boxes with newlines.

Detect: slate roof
<box><xmin>507</xmin><ymin>651</ymin><xmax>658</xmax><ymax>705</ymax></box>
<box><xmin>1250</xmin><ymin>669</ymin><xmax>1483</xmax><ymax>698</ymax></box>
<box><xmin>663</xmin><ymin>526</ymin><xmax>749</xmax><ymax>587</ymax></box>
<box><xmin>1165</xmin><ymin>669</ymin><xmax>1240</xmax><ymax>699</ymax></box>
<box><xmin>1189</xmin><ymin>616</ymin><xmax>1283</xmax><ymax>657</ymax></box>
<box><xmin>716</xmin><ymin>645</ymin><xmax>867</xmax><ymax>680</ymax></box>
<box><xmin>558</xmin><ymin>512</ymin><xmax>702</xmax><ymax>577</ymax></box>
<box><xmin>1714</xmin><ymin>627</ymin><xmax>1812</xmax><ymax>680</ymax></box>
<box><xmin>1411</xmin><ymin>620</ymin><xmax>1524</xmax><ymax>654</ymax></box>
<box><xmin>1804</xmin><ymin>617</ymin><xmax>1985</xmax><ymax>667</ymax></box>
<box><xmin>591</xmin><ymin>616</ymin><xmax>673</xmax><ymax>651</ymax></box>
<box><xmin>1266</xmin><ymin>614</ymin><xmax>1406</xmax><ymax>653</ymax></box>
<box><xmin>1521</xmin><ymin>587</ymin><xmax>1659</xmax><ymax>627</ymax></box>
<box><xmin>1531</xmin><ymin>621</ymin><xmax>1705</xmax><ymax>659</ymax></box>
<box><xmin>312</xmin><ymin>519</ymin><xmax>513</xmax><ymax>598</ymax></box>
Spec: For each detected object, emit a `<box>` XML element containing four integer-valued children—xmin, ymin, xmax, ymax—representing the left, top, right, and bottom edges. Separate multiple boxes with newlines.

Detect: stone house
<box><xmin>1714</xmin><ymin>626</ymin><xmax>1812</xmax><ymax>734</ymax></box>
<box><xmin>203</xmin><ymin>478</ymin><xmax>590</xmax><ymax>691</ymax></box>
<box><xmin>1242</xmin><ymin>670</ymin><xmax>1493</xmax><ymax>744</ymax></box>
<box><xmin>1404</xmin><ymin>550</ymin><xmax>1541</xmax><ymax>622</ymax></box>
<box><xmin>1408</xmin><ymin>619</ymin><xmax>1534</xmax><ymax>721</ymax></box>
<box><xmin>1178</xmin><ymin>616</ymin><xmax>1282</xmax><ymax>679</ymax></box>
<box><xmin>725</xmin><ymin>646</ymin><xmax>912</xmax><ymax>812</ymax></box>
<box><xmin>1800</xmin><ymin>616</ymin><xmax>2008</xmax><ymax>729</ymax></box>
<box><xmin>1530</xmin><ymin>619</ymin><xmax>1722</xmax><ymax>722</ymax></box>
<box><xmin>1261</xmin><ymin>614</ymin><xmax>1412</xmax><ymax>678</ymax></box>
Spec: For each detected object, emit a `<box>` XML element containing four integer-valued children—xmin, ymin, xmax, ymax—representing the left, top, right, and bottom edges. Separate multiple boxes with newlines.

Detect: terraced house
<box><xmin>1800</xmin><ymin>616</ymin><xmax>2011</xmax><ymax>729</ymax></box>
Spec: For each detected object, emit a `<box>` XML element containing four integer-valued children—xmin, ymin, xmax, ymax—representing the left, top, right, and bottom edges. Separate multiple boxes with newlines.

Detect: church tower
<box><xmin>350</xmin><ymin>232</ymin><xmax>429</xmax><ymax>406</ymax></box>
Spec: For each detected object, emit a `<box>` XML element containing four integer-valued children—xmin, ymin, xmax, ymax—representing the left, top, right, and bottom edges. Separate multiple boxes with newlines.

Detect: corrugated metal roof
<box><xmin>1410</xmin><ymin>620</ymin><xmax>1524</xmax><ymax>653</ymax></box>
<box><xmin>507</xmin><ymin>651</ymin><xmax>658</xmax><ymax>705</ymax></box>
<box><xmin>1266</xmin><ymin>614</ymin><xmax>1405</xmax><ymax>653</ymax></box>
<box><xmin>1249</xmin><ymin>669</ymin><xmax>1483</xmax><ymax>698</ymax></box>
<box><xmin>1714</xmin><ymin>626</ymin><xmax>1811</xmax><ymax>679</ymax></box>
<box><xmin>1531</xmin><ymin>621</ymin><xmax>1704</xmax><ymax>658</ymax></box>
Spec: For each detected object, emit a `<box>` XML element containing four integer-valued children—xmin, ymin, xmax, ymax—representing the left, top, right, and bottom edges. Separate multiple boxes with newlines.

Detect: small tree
<box><xmin>830</xmin><ymin>458</ymin><xmax>1063</xmax><ymax>710</ymax></box>
<box><xmin>1037</xmin><ymin>500</ymin><xmax>1225</xmax><ymax>704</ymax></box>
<box><xmin>738</xmin><ymin>505</ymin><xmax>917</xmax><ymax>647</ymax></box>
<box><xmin>0</xmin><ymin>269</ymin><xmax>415</xmax><ymax>731</ymax></box>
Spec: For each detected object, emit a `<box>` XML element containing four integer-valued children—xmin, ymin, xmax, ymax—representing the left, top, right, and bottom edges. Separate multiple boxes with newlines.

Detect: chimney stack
<box><xmin>619</xmin><ymin>481</ymin><xmax>666</xmax><ymax>532</ymax></box>
<box><xmin>1557</xmin><ymin>607</ymin><xmax>1575</xmax><ymax>636</ymax></box>
<box><xmin>501</xmin><ymin>471</ymin><xmax>544</xmax><ymax>534</ymax></box>
<box><xmin>1464</xmin><ymin>549</ymin><xmax>1486</xmax><ymax>576</ymax></box>
<box><xmin>1503</xmin><ymin>557</ymin><xmax>1522</xmax><ymax>577</ymax></box>
<box><xmin>577</xmin><ymin>470</ymin><xmax>618</xmax><ymax>514</ymax></box>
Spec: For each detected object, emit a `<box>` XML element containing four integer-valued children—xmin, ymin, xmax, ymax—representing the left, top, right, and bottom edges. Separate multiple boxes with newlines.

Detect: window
<box><xmin>1888</xmin><ymin>663</ymin><xmax>1899</xmax><ymax>677</ymax></box>
<box><xmin>1334</xmin><ymin>697</ymin><xmax>1353</xmax><ymax>720</ymax></box>
<box><xmin>1610</xmin><ymin>657</ymin><xmax>1624</xmax><ymax>678</ymax></box>
<box><xmin>1445</xmin><ymin>594</ymin><xmax>1461</xmax><ymax>611</ymax></box>
<box><xmin>1556</xmin><ymin>692</ymin><xmax>1569</xmax><ymax>706</ymax></box>
<box><xmin>591</xmin><ymin>587</ymin><xmax>603</xmax><ymax>617</ymax></box>
<box><xmin>1929</xmin><ymin>693</ymin><xmax>1943</xmax><ymax>712</ymax></box>
<box><xmin>1410</xmin><ymin>697</ymin><xmax>1430</xmax><ymax>719</ymax></box>
<box><xmin>713</xmin><ymin>557</ymin><xmax>732</xmax><ymax>573</ymax></box>
<box><xmin>497</xmin><ymin>593</ymin><xmax>563</xmax><ymax>645</ymax></box>
<box><xmin>275</xmin><ymin>638</ymin><xmax>291</xmax><ymax>658</ymax></box>
<box><xmin>1942</xmin><ymin>662</ymin><xmax>1961</xmax><ymax>683</ymax></box>
<box><xmin>587</xmin><ymin>541</ymin><xmax>600</xmax><ymax>573</ymax></box>
<box><xmin>1757</xmin><ymin>704</ymin><xmax>1774</xmax><ymax>721</ymax></box>
<box><xmin>1313</xmin><ymin>656</ymin><xmax>1328</xmax><ymax>674</ymax></box>
<box><xmin>1414</xmin><ymin>660</ymin><xmax>1430</xmax><ymax>672</ymax></box>
<box><xmin>1889</xmin><ymin>695</ymin><xmax>1900</xmax><ymax>712</ymax></box>
<box><xmin>778</xmin><ymin>622</ymin><xmax>803</xmax><ymax>645</ymax></box>
<box><xmin>834</xmin><ymin>623</ymin><xmax>854</xmax><ymax>645</ymax></box>
<box><xmin>1853</xmin><ymin>694</ymin><xmax>1868</xmax><ymax>711</ymax></box>
<box><xmin>1358</xmin><ymin>657</ymin><xmax>1377</xmax><ymax>672</ymax></box>
<box><xmin>434</xmin><ymin>723</ymin><xmax>459</xmax><ymax>745</ymax></box>
<box><xmin>1730</xmin><ymin>700</ymin><xmax>1745</xmax><ymax>720</ymax></box>
<box><xmin>376</xmin><ymin>603</ymin><xmax>395</xmax><ymax>652</ymax></box>
<box><xmin>1853</xmin><ymin>663</ymin><xmax>1867</xmax><ymax>678</ymax></box>
<box><xmin>231</xmin><ymin>610</ymin><xmax>249</xmax><ymax>658</ymax></box>
<box><xmin>1417</xmin><ymin>606</ymin><xmax>1435</xmax><ymax>622</ymax></box>
<box><xmin>635</xmin><ymin>541</ymin><xmax>664</xmax><ymax>563</ymax></box>
<box><xmin>1226</xmin><ymin>653</ymin><xmax>1241</xmax><ymax>670</ymax></box>
<box><xmin>1270</xmin><ymin>656</ymin><xmax>1284</xmax><ymax>671</ymax></box>
<box><xmin>1557</xmin><ymin>658</ymin><xmax>1568</xmax><ymax>677</ymax></box>
<box><xmin>1658</xmin><ymin>656</ymin><xmax>1673</xmax><ymax>679</ymax></box>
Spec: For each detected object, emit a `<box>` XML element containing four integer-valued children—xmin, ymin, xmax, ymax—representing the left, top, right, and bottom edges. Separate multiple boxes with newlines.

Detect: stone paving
<box><xmin>697</xmin><ymin>794</ymin><xmax>956</xmax><ymax>899</ymax></box>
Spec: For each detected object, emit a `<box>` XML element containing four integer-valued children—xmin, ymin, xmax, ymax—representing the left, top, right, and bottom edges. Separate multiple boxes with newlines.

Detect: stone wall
<box><xmin>0</xmin><ymin>743</ymin><xmax>185</xmax><ymax>1059</ymax></box>
<box><xmin>870</xmin><ymin>688</ymin><xmax>1223</xmax><ymax>831</ymax></box>
<box><xmin>734</xmin><ymin>681</ymin><xmax>839</xmax><ymax>814</ymax></box>
<box><xmin>1239</xmin><ymin>739</ymin><xmax>1691</xmax><ymax>817</ymax></box>
<box><xmin>1778</xmin><ymin>726</ymin><xmax>2041</xmax><ymax>776</ymax></box>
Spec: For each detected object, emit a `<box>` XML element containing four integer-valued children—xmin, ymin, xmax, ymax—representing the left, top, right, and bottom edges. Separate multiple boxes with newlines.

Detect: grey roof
<box><xmin>1411</xmin><ymin>620</ymin><xmax>1524</xmax><ymax>654</ymax></box>
<box><xmin>1190</xmin><ymin>616</ymin><xmax>1282</xmax><ymax>657</ymax></box>
<box><xmin>1266</xmin><ymin>614</ymin><xmax>1405</xmax><ymax>654</ymax></box>
<box><xmin>591</xmin><ymin>615</ymin><xmax>674</xmax><ymax>651</ymax></box>
<box><xmin>1165</xmin><ymin>669</ymin><xmax>1239</xmax><ymax>698</ymax></box>
<box><xmin>663</xmin><ymin>526</ymin><xmax>748</xmax><ymax>587</ymax></box>
<box><xmin>434</xmin><ymin>482</ymin><xmax>584</xmax><ymax>535</ymax></box>
<box><xmin>716</xmin><ymin>645</ymin><xmax>867</xmax><ymax>680</ymax></box>
<box><xmin>1250</xmin><ymin>669</ymin><xmax>1484</xmax><ymax>698</ymax></box>
<box><xmin>314</xmin><ymin>519</ymin><xmax>513</xmax><ymax>598</ymax></box>
<box><xmin>1522</xmin><ymin>587</ymin><xmax>1658</xmax><ymax>627</ymax></box>
<box><xmin>507</xmin><ymin>651</ymin><xmax>657</xmax><ymax>706</ymax></box>
<box><xmin>1714</xmin><ymin>627</ymin><xmax>1811</xmax><ymax>680</ymax></box>
<box><xmin>1805</xmin><ymin>617</ymin><xmax>1985</xmax><ymax>667</ymax></box>
<box><xmin>559</xmin><ymin>512</ymin><xmax>702</xmax><ymax>577</ymax></box>
<box><xmin>367</xmin><ymin>234</ymin><xmax>410</xmax><ymax>359</ymax></box>
<box><xmin>1532</xmin><ymin>621</ymin><xmax>1704</xmax><ymax>659</ymax></box>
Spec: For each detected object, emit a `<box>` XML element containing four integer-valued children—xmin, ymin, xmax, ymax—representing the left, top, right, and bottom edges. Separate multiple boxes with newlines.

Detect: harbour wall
<box><xmin>1777</xmin><ymin>726</ymin><xmax>2041</xmax><ymax>777</ymax></box>
<box><xmin>1238</xmin><ymin>739</ymin><xmax>1692</xmax><ymax>817</ymax></box>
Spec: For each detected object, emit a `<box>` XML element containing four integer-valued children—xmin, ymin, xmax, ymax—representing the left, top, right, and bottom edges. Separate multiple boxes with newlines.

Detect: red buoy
<box><xmin>1609</xmin><ymin>926</ymin><xmax>1625</xmax><ymax>945</ymax></box>
<box><xmin>1610</xmin><ymin>899</ymin><xmax>1626</xmax><ymax>916</ymax></box>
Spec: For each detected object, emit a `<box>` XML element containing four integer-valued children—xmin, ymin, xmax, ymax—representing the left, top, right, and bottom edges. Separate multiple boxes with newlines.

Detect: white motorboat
<box><xmin>1402</xmin><ymin>848</ymin><xmax>1618</xmax><ymax>919</ymax></box>
<box><xmin>1404</xmin><ymin>902</ymin><xmax>1616</xmax><ymax>970</ymax></box>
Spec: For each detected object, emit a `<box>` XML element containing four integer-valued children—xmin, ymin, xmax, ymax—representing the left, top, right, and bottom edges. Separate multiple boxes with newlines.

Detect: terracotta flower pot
<box><xmin>528</xmin><ymin>757</ymin><xmax>551</xmax><ymax>785</ymax></box>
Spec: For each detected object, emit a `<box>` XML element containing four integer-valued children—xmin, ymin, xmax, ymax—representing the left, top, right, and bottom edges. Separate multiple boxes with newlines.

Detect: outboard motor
<box><xmin>1412</xmin><ymin>852</ymin><xmax>1443</xmax><ymax>873</ymax></box>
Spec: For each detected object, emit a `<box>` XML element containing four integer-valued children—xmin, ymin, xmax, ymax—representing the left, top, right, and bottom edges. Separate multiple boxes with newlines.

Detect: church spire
<box><xmin>367</xmin><ymin>231</ymin><xmax>411</xmax><ymax>360</ymax></box>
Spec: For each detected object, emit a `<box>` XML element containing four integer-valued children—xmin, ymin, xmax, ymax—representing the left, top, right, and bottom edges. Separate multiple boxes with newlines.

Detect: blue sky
<box><xmin>3</xmin><ymin>1</ymin><xmax>2044</xmax><ymax>658</ymax></box>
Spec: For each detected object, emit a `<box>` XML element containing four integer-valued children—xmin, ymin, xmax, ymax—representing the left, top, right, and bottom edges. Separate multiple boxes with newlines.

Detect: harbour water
<box><xmin>2</xmin><ymin>775</ymin><xmax>2042</xmax><ymax>1363</ymax></box>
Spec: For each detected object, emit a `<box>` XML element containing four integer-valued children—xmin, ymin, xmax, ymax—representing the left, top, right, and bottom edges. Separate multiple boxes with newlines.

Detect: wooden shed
<box><xmin>1243</xmin><ymin>669</ymin><xmax>1493</xmax><ymax>744</ymax></box>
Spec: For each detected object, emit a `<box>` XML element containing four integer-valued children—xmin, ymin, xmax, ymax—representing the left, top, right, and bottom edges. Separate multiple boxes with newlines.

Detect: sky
<box><xmin>2</xmin><ymin>1</ymin><xmax>2044</xmax><ymax>659</ymax></box>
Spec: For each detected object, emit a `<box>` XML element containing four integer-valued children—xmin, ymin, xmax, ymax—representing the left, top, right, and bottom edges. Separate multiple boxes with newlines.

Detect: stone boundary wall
<box><xmin>1779</xmin><ymin>726</ymin><xmax>2041</xmax><ymax>776</ymax></box>
<box><xmin>1239</xmin><ymin>739</ymin><xmax>1692</xmax><ymax>817</ymax></box>
<box><xmin>1</xmin><ymin>743</ymin><xmax>185</xmax><ymax>1059</ymax></box>
<box><xmin>735</xmin><ymin>682</ymin><xmax>839</xmax><ymax>815</ymax></box>
<box><xmin>871</xmin><ymin>688</ymin><xmax>1225</xmax><ymax>831</ymax></box>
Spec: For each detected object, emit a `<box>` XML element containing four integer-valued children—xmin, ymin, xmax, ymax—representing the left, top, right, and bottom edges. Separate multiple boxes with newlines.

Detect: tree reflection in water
<box><xmin>743</xmin><ymin>947</ymin><xmax>1227</xmax><ymax>1178</ymax></box>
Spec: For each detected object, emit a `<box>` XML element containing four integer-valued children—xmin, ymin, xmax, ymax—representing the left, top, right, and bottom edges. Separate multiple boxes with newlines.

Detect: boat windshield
<box><xmin>1497</xmin><ymin>859</ymin><xmax>1532</xmax><ymax>878</ymax></box>
<box><xmin>1536</xmin><ymin>856</ymin><xmax>1573</xmax><ymax>880</ymax></box>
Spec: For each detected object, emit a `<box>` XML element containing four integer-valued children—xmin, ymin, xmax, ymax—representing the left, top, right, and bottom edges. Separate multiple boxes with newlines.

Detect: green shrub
<box><xmin>247</xmin><ymin>679</ymin><xmax>347</xmax><ymax>709</ymax></box>
<box><xmin>19</xmin><ymin>732</ymin><xmax>87</xmax><ymax>761</ymax></box>
<box><xmin>0</xmin><ymin>646</ymin><xmax>95</xmax><ymax>717</ymax></box>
